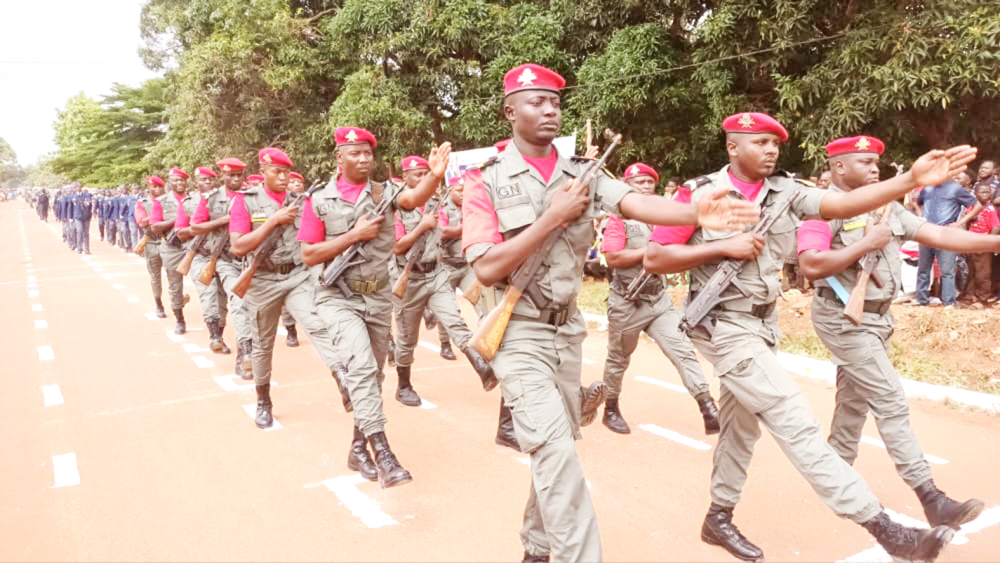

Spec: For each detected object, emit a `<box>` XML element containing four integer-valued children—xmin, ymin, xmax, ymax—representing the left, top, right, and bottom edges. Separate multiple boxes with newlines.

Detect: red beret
<box><xmin>146</xmin><ymin>176</ymin><xmax>165</xmax><ymax>187</ymax></box>
<box><xmin>401</xmin><ymin>155</ymin><xmax>429</xmax><ymax>171</ymax></box>
<box><xmin>335</xmin><ymin>127</ymin><xmax>377</xmax><ymax>149</ymax></box>
<box><xmin>168</xmin><ymin>167</ymin><xmax>189</xmax><ymax>180</ymax></box>
<box><xmin>195</xmin><ymin>166</ymin><xmax>217</xmax><ymax>177</ymax></box>
<box><xmin>722</xmin><ymin>112</ymin><xmax>789</xmax><ymax>143</ymax></box>
<box><xmin>247</xmin><ymin>174</ymin><xmax>264</xmax><ymax>183</ymax></box>
<box><xmin>447</xmin><ymin>175</ymin><xmax>463</xmax><ymax>186</ymax></box>
<box><xmin>258</xmin><ymin>147</ymin><xmax>293</xmax><ymax>168</ymax></box>
<box><xmin>289</xmin><ymin>171</ymin><xmax>304</xmax><ymax>181</ymax></box>
<box><xmin>623</xmin><ymin>162</ymin><xmax>659</xmax><ymax>183</ymax></box>
<box><xmin>504</xmin><ymin>64</ymin><xmax>566</xmax><ymax>97</ymax></box>
<box><xmin>494</xmin><ymin>138</ymin><xmax>511</xmax><ymax>153</ymax></box>
<box><xmin>215</xmin><ymin>158</ymin><xmax>246</xmax><ymax>172</ymax></box>
<box><xmin>825</xmin><ymin>135</ymin><xmax>886</xmax><ymax>157</ymax></box>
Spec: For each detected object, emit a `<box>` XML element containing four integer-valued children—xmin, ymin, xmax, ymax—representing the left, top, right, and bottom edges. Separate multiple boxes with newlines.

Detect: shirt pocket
<box><xmin>317</xmin><ymin>203</ymin><xmax>350</xmax><ymax>236</ymax></box>
<box><xmin>493</xmin><ymin>189</ymin><xmax>537</xmax><ymax>234</ymax></box>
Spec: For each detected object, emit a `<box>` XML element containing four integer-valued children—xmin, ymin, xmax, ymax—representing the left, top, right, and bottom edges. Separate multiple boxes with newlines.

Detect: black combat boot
<box><xmin>238</xmin><ymin>340</ymin><xmax>253</xmax><ymax>380</ymax></box>
<box><xmin>367</xmin><ymin>431</ymin><xmax>412</xmax><ymax>488</ymax></box>
<box><xmin>698</xmin><ymin>396</ymin><xmax>721</xmax><ymax>435</ymax></box>
<box><xmin>154</xmin><ymin>297</ymin><xmax>166</xmax><ymax>319</ymax></box>
<box><xmin>395</xmin><ymin>365</ymin><xmax>422</xmax><ymax>407</ymax></box>
<box><xmin>522</xmin><ymin>551</ymin><xmax>549</xmax><ymax>563</ymax></box>
<box><xmin>216</xmin><ymin>323</ymin><xmax>231</xmax><ymax>354</ymax></box>
<box><xmin>580</xmin><ymin>382</ymin><xmax>608</xmax><ymax>427</ymax></box>
<box><xmin>254</xmin><ymin>383</ymin><xmax>273</xmax><ymax>429</ymax></box>
<box><xmin>439</xmin><ymin>338</ymin><xmax>456</xmax><ymax>360</ymax></box>
<box><xmin>862</xmin><ymin>511</ymin><xmax>954</xmax><ymax>563</ymax></box>
<box><xmin>387</xmin><ymin>333</ymin><xmax>397</xmax><ymax>366</ymax></box>
<box><xmin>331</xmin><ymin>363</ymin><xmax>353</xmax><ymax>412</ymax></box>
<box><xmin>173</xmin><ymin>308</ymin><xmax>186</xmax><ymax>335</ymax></box>
<box><xmin>915</xmin><ymin>480</ymin><xmax>984</xmax><ymax>529</ymax></box>
<box><xmin>285</xmin><ymin>324</ymin><xmax>299</xmax><ymax>347</ymax></box>
<box><xmin>495</xmin><ymin>398</ymin><xmax>520</xmax><ymax>451</ymax></box>
<box><xmin>207</xmin><ymin>320</ymin><xmax>226</xmax><ymax>354</ymax></box>
<box><xmin>348</xmin><ymin>426</ymin><xmax>377</xmax><ymax>481</ymax></box>
<box><xmin>602</xmin><ymin>398</ymin><xmax>631</xmax><ymax>434</ymax></box>
<box><xmin>701</xmin><ymin>504</ymin><xmax>764</xmax><ymax>562</ymax></box>
<box><xmin>462</xmin><ymin>346</ymin><xmax>498</xmax><ymax>391</ymax></box>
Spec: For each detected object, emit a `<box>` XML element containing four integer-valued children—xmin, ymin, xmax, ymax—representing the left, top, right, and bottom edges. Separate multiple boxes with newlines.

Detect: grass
<box><xmin>577</xmin><ymin>279</ymin><xmax>609</xmax><ymax>316</ymax></box>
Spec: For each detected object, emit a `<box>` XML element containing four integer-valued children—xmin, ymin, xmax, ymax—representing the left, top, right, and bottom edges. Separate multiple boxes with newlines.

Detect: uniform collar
<box><xmin>501</xmin><ymin>140</ymin><xmax>574</xmax><ymax>187</ymax></box>
<box><xmin>717</xmin><ymin>164</ymin><xmax>789</xmax><ymax>204</ymax></box>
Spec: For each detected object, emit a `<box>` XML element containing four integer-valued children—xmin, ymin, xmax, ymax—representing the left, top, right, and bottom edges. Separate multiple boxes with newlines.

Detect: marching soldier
<box><xmin>135</xmin><ymin>176</ymin><xmax>168</xmax><ymax>318</ymax></box>
<box><xmin>391</xmin><ymin>155</ymin><xmax>495</xmax><ymax>407</ymax></box>
<box><xmin>460</xmin><ymin>64</ymin><xmax>759</xmax><ymax>562</ymax></box>
<box><xmin>797</xmin><ymin>135</ymin><xmax>986</xmax><ymax>530</ymax></box>
<box><xmin>280</xmin><ymin>171</ymin><xmax>306</xmax><ymax>348</ymax></box>
<box><xmin>643</xmin><ymin>112</ymin><xmax>977</xmax><ymax>562</ymax></box>
<box><xmin>298</xmin><ymin>128</ymin><xmax>457</xmax><ymax>488</ymax></box>
<box><xmin>599</xmin><ymin>162</ymin><xmax>719</xmax><ymax>435</ymax></box>
<box><xmin>150</xmin><ymin>168</ymin><xmax>191</xmax><ymax>334</ymax></box>
<box><xmin>228</xmin><ymin>148</ymin><xmax>345</xmax><ymax>428</ymax></box>
<box><xmin>434</xmin><ymin>175</ymin><xmax>467</xmax><ymax>360</ymax></box>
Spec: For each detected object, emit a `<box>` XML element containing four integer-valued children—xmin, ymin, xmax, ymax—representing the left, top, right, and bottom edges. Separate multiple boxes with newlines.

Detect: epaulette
<box><xmin>478</xmin><ymin>156</ymin><xmax>499</xmax><ymax>170</ymax></box>
<box><xmin>773</xmin><ymin>169</ymin><xmax>810</xmax><ymax>187</ymax></box>
<box><xmin>683</xmin><ymin>175</ymin><xmax>713</xmax><ymax>191</ymax></box>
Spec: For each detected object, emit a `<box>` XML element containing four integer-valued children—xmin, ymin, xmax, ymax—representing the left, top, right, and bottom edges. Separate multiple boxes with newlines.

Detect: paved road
<box><xmin>2</xmin><ymin>202</ymin><xmax>998</xmax><ymax>562</ymax></box>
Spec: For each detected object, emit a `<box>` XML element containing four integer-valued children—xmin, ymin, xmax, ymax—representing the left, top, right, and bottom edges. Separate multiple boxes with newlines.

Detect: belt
<box><xmin>346</xmin><ymin>276</ymin><xmax>389</xmax><ymax>295</ymax></box>
<box><xmin>511</xmin><ymin>305</ymin><xmax>575</xmax><ymax>327</ymax></box>
<box><xmin>410</xmin><ymin>261</ymin><xmax>438</xmax><ymax>274</ymax></box>
<box><xmin>259</xmin><ymin>262</ymin><xmax>297</xmax><ymax>275</ymax></box>
<box><xmin>718</xmin><ymin>301</ymin><xmax>775</xmax><ymax>319</ymax></box>
<box><xmin>612</xmin><ymin>276</ymin><xmax>663</xmax><ymax>298</ymax></box>
<box><xmin>817</xmin><ymin>287</ymin><xmax>892</xmax><ymax>316</ymax></box>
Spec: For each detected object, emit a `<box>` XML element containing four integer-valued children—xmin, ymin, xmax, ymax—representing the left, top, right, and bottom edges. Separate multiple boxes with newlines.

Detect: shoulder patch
<box><xmin>478</xmin><ymin>156</ymin><xmax>499</xmax><ymax>170</ymax></box>
<box><xmin>683</xmin><ymin>176</ymin><xmax>713</xmax><ymax>191</ymax></box>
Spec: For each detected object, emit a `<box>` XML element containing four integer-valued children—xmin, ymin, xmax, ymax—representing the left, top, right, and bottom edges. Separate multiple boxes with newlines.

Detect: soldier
<box><xmin>128</xmin><ymin>187</ymin><xmax>142</xmax><ymax>252</ymax></box>
<box><xmin>150</xmin><ymin>168</ymin><xmax>191</xmax><ymax>334</ymax></box>
<box><xmin>797</xmin><ymin>135</ymin><xmax>986</xmax><ymax>530</ymax></box>
<box><xmin>599</xmin><ymin>162</ymin><xmax>719</xmax><ymax>435</ymax></box>
<box><xmin>118</xmin><ymin>187</ymin><xmax>134</xmax><ymax>251</ymax></box>
<box><xmin>247</xmin><ymin>174</ymin><xmax>264</xmax><ymax>190</ymax></box>
<box><xmin>461</xmin><ymin>64</ymin><xmax>759</xmax><ymax>562</ymax></box>
<box><xmin>228</xmin><ymin>148</ymin><xmax>346</xmax><ymax>429</ymax></box>
<box><xmin>37</xmin><ymin>188</ymin><xmax>49</xmax><ymax>222</ymax></box>
<box><xmin>643</xmin><ymin>112</ymin><xmax>977</xmax><ymax>562</ymax></box>
<box><xmin>135</xmin><ymin>176</ymin><xmax>168</xmax><ymax>318</ymax></box>
<box><xmin>298</xmin><ymin>128</ymin><xmax>456</xmax><ymax>488</ymax></box>
<box><xmin>391</xmin><ymin>155</ymin><xmax>495</xmax><ymax>406</ymax></box>
<box><xmin>433</xmin><ymin>175</ymin><xmax>467</xmax><ymax>360</ymax></box>
<box><xmin>280</xmin><ymin>171</ymin><xmax>306</xmax><ymax>348</ymax></box>
<box><xmin>179</xmin><ymin>166</ymin><xmax>231</xmax><ymax>354</ymax></box>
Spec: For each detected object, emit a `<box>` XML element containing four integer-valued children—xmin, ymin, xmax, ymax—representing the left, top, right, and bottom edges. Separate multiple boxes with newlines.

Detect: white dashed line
<box><xmin>165</xmin><ymin>331</ymin><xmax>185</xmax><ymax>343</ymax></box>
<box><xmin>41</xmin><ymin>385</ymin><xmax>64</xmax><ymax>406</ymax></box>
<box><xmin>640</xmin><ymin>424</ymin><xmax>712</xmax><ymax>451</ymax></box>
<box><xmin>191</xmin><ymin>355</ymin><xmax>214</xmax><ymax>369</ymax></box>
<box><xmin>242</xmin><ymin>404</ymin><xmax>283</xmax><ymax>430</ymax></box>
<box><xmin>31</xmin><ymin>304</ymin><xmax>43</xmax><ymax>312</ymax></box>
<box><xmin>93</xmin><ymin>267</ymin><xmax>104</xmax><ymax>272</ymax></box>
<box><xmin>26</xmin><ymin>282</ymin><xmax>37</xmax><ymax>289</ymax></box>
<box><xmin>28</xmin><ymin>289</ymin><xmax>39</xmax><ymax>297</ymax></box>
<box><xmin>27</xmin><ymin>275</ymin><xmax>36</xmax><ymax>282</ymax></box>
<box><xmin>112</xmin><ymin>283</ymin><xmax>125</xmax><ymax>289</ymax></box>
<box><xmin>417</xmin><ymin>341</ymin><xmax>441</xmax><ymax>353</ymax></box>
<box><xmin>34</xmin><ymin>320</ymin><xmax>48</xmax><ymax>329</ymax></box>
<box><xmin>635</xmin><ymin>375</ymin><xmax>689</xmax><ymax>394</ymax></box>
<box><xmin>145</xmin><ymin>312</ymin><xmax>160</xmax><ymax>321</ymax></box>
<box><xmin>322</xmin><ymin>475</ymin><xmax>397</xmax><ymax>528</ymax></box>
<box><xmin>51</xmin><ymin>453</ymin><xmax>80</xmax><ymax>488</ymax></box>
<box><xmin>127</xmin><ymin>296</ymin><xmax>139</xmax><ymax>303</ymax></box>
<box><xmin>183</xmin><ymin>343</ymin><xmax>209</xmax><ymax>353</ymax></box>
<box><xmin>213</xmin><ymin>375</ymin><xmax>276</xmax><ymax>392</ymax></box>
<box><xmin>859</xmin><ymin>436</ymin><xmax>949</xmax><ymax>465</ymax></box>
<box><xmin>418</xmin><ymin>399</ymin><xmax>438</xmax><ymax>410</ymax></box>
<box><xmin>37</xmin><ymin>346</ymin><xmax>55</xmax><ymax>361</ymax></box>
<box><xmin>102</xmin><ymin>274</ymin><xmax>112</xmax><ymax>280</ymax></box>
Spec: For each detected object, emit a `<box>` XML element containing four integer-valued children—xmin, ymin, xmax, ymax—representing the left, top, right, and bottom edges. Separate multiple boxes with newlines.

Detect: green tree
<box><xmin>0</xmin><ymin>137</ymin><xmax>24</xmax><ymax>186</ymax></box>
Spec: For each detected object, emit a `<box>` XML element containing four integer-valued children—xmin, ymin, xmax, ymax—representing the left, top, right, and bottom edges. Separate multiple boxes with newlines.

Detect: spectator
<box><xmin>956</xmin><ymin>170</ymin><xmax>973</xmax><ymax>190</ymax></box>
<box><xmin>816</xmin><ymin>170</ymin><xmax>832</xmax><ymax>189</ymax></box>
<box><xmin>915</xmin><ymin>178</ymin><xmax>978</xmax><ymax>306</ymax></box>
<box><xmin>955</xmin><ymin>183</ymin><xmax>1000</xmax><ymax>308</ymax></box>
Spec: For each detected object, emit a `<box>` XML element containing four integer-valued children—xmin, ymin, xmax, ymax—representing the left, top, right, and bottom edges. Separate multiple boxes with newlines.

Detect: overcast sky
<box><xmin>0</xmin><ymin>0</ymin><xmax>161</xmax><ymax>166</ymax></box>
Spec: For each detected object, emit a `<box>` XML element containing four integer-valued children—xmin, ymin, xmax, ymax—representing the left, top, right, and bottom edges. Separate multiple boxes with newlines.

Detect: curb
<box><xmin>580</xmin><ymin>310</ymin><xmax>1000</xmax><ymax>414</ymax></box>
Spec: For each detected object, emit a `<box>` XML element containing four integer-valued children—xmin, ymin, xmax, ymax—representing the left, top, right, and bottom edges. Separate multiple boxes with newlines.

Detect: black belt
<box><xmin>259</xmin><ymin>262</ymin><xmax>297</xmax><ymax>275</ymax></box>
<box><xmin>817</xmin><ymin>287</ymin><xmax>892</xmax><ymax>316</ymax></box>
<box><xmin>612</xmin><ymin>276</ymin><xmax>663</xmax><ymax>298</ymax></box>
<box><xmin>410</xmin><ymin>261</ymin><xmax>438</xmax><ymax>274</ymax></box>
<box><xmin>511</xmin><ymin>306</ymin><xmax>574</xmax><ymax>327</ymax></box>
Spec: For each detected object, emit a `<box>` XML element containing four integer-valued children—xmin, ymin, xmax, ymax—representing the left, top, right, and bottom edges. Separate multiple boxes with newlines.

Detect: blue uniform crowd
<box><xmin>38</xmin><ymin>185</ymin><xmax>143</xmax><ymax>254</ymax></box>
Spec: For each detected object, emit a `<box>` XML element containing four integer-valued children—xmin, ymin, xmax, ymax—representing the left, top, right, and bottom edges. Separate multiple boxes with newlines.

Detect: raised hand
<box><xmin>911</xmin><ymin>145</ymin><xmax>977</xmax><ymax>187</ymax></box>
<box><xmin>428</xmin><ymin>142</ymin><xmax>454</xmax><ymax>177</ymax></box>
<box><xmin>696</xmin><ymin>188</ymin><xmax>761</xmax><ymax>231</ymax></box>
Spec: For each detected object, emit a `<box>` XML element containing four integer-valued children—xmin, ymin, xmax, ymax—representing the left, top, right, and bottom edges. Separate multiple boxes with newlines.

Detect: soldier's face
<box><xmin>150</xmin><ymin>185</ymin><xmax>164</xmax><ymax>198</ymax></box>
<box><xmin>289</xmin><ymin>178</ymin><xmax>305</xmax><ymax>193</ymax></box>
<box><xmin>450</xmin><ymin>180</ymin><xmax>464</xmax><ymax>206</ymax></box>
<box><xmin>262</xmin><ymin>165</ymin><xmax>290</xmax><ymax>192</ymax></box>
<box><xmin>197</xmin><ymin>175</ymin><xmax>215</xmax><ymax>192</ymax></box>
<box><xmin>625</xmin><ymin>175</ymin><xmax>657</xmax><ymax>196</ymax></box>
<box><xmin>835</xmin><ymin>154</ymin><xmax>881</xmax><ymax>189</ymax></box>
<box><xmin>504</xmin><ymin>90</ymin><xmax>561</xmax><ymax>144</ymax></box>
<box><xmin>979</xmin><ymin>161</ymin><xmax>995</xmax><ymax>179</ymax></box>
<box><xmin>403</xmin><ymin>168</ymin><xmax>429</xmax><ymax>189</ymax></box>
<box><xmin>222</xmin><ymin>170</ymin><xmax>243</xmax><ymax>191</ymax></box>
<box><xmin>727</xmin><ymin>133</ymin><xmax>780</xmax><ymax>180</ymax></box>
<box><xmin>817</xmin><ymin>171</ymin><xmax>832</xmax><ymax>189</ymax></box>
<box><xmin>338</xmin><ymin>144</ymin><xmax>374</xmax><ymax>182</ymax></box>
<box><xmin>169</xmin><ymin>175</ymin><xmax>187</xmax><ymax>193</ymax></box>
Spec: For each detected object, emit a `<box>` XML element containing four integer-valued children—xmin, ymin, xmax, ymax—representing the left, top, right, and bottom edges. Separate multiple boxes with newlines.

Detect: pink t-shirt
<box><xmin>134</xmin><ymin>201</ymin><xmax>148</xmax><ymax>224</ymax></box>
<box><xmin>150</xmin><ymin>199</ymin><xmax>164</xmax><ymax>223</ymax></box>
<box><xmin>650</xmin><ymin>171</ymin><xmax>763</xmax><ymax>246</ymax></box>
<box><xmin>297</xmin><ymin>177</ymin><xmax>366</xmax><ymax>244</ymax></box>
<box><xmin>173</xmin><ymin>192</ymin><xmax>190</xmax><ymax>229</ymax></box>
<box><xmin>523</xmin><ymin>149</ymin><xmax>558</xmax><ymax>183</ymax></box>
<box><xmin>229</xmin><ymin>189</ymin><xmax>287</xmax><ymax>234</ymax></box>
<box><xmin>601</xmin><ymin>215</ymin><xmax>627</xmax><ymax>253</ymax></box>
<box><xmin>796</xmin><ymin>220</ymin><xmax>834</xmax><ymax>254</ymax></box>
<box><xmin>461</xmin><ymin>168</ymin><xmax>504</xmax><ymax>252</ymax></box>
<box><xmin>192</xmin><ymin>196</ymin><xmax>210</xmax><ymax>224</ymax></box>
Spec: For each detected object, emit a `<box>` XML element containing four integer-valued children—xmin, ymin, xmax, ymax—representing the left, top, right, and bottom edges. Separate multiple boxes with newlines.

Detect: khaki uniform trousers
<box><xmin>688</xmin><ymin>310</ymin><xmax>882</xmax><ymax>524</ymax></box>
<box><xmin>811</xmin><ymin>295</ymin><xmax>932</xmax><ymax>489</ymax></box>
<box><xmin>493</xmin><ymin>314</ymin><xmax>601</xmax><ymax>563</ymax></box>
<box><xmin>143</xmin><ymin>242</ymin><xmax>163</xmax><ymax>300</ymax></box>
<box><xmin>159</xmin><ymin>244</ymin><xmax>187</xmax><ymax>310</ymax></box>
<box><xmin>316</xmin><ymin>288</ymin><xmax>392</xmax><ymax>437</ymax></box>
<box><xmin>244</xmin><ymin>266</ymin><xmax>340</xmax><ymax>386</ymax></box>
<box><xmin>215</xmin><ymin>258</ymin><xmax>254</xmax><ymax>345</ymax></box>
<box><xmin>190</xmin><ymin>254</ymin><xmax>227</xmax><ymax>323</ymax></box>
<box><xmin>603</xmin><ymin>290</ymin><xmax>709</xmax><ymax>401</ymax></box>
<box><xmin>437</xmin><ymin>261</ymin><xmax>469</xmax><ymax>342</ymax></box>
<box><xmin>394</xmin><ymin>267</ymin><xmax>473</xmax><ymax>367</ymax></box>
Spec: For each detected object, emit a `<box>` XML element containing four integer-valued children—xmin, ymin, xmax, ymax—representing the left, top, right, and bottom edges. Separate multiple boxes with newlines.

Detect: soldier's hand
<box><xmin>428</xmin><ymin>142</ymin><xmax>453</xmax><ymax>177</ymax></box>
<box><xmin>911</xmin><ymin>145</ymin><xmax>977</xmax><ymax>187</ymax></box>
<box><xmin>863</xmin><ymin>222</ymin><xmax>892</xmax><ymax>251</ymax></box>
<box><xmin>722</xmin><ymin>233</ymin><xmax>764</xmax><ymax>260</ymax></box>
<box><xmin>545</xmin><ymin>179</ymin><xmax>590</xmax><ymax>226</ymax></box>
<box><xmin>273</xmin><ymin>205</ymin><xmax>299</xmax><ymax>225</ymax></box>
<box><xmin>418</xmin><ymin>211</ymin><xmax>438</xmax><ymax>232</ymax></box>
<box><xmin>696</xmin><ymin>188</ymin><xmax>761</xmax><ymax>231</ymax></box>
<box><xmin>352</xmin><ymin>213</ymin><xmax>384</xmax><ymax>241</ymax></box>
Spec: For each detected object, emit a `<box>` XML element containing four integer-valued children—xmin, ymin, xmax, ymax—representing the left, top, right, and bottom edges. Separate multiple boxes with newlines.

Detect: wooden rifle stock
<box><xmin>392</xmin><ymin>262</ymin><xmax>414</xmax><ymax>299</ymax></box>
<box><xmin>469</xmin><ymin>285</ymin><xmax>522</xmax><ymax>361</ymax></box>
<box><xmin>177</xmin><ymin>233</ymin><xmax>208</xmax><ymax>275</ymax></box>
<box><xmin>231</xmin><ymin>261</ymin><xmax>257</xmax><ymax>299</ymax></box>
<box><xmin>390</xmin><ymin>185</ymin><xmax>455</xmax><ymax>299</ymax></box>
<box><xmin>462</xmin><ymin>279</ymin><xmax>483</xmax><ymax>306</ymax></box>
<box><xmin>133</xmin><ymin>233</ymin><xmax>148</xmax><ymax>256</ymax></box>
<box><xmin>198</xmin><ymin>235</ymin><xmax>229</xmax><ymax>285</ymax></box>
<box><xmin>844</xmin><ymin>205</ymin><xmax>893</xmax><ymax>325</ymax></box>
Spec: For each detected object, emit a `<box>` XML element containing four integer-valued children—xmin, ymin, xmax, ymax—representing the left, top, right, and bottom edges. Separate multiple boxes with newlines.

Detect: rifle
<box><xmin>198</xmin><ymin>232</ymin><xmax>230</xmax><ymax>285</ymax></box>
<box><xmin>461</xmin><ymin>278</ymin><xmax>483</xmax><ymax>306</ymax></box>
<box><xmin>679</xmin><ymin>194</ymin><xmax>796</xmax><ymax>336</ymax></box>
<box><xmin>623</xmin><ymin>269</ymin><xmax>658</xmax><ymax>301</ymax></box>
<box><xmin>844</xmin><ymin>205</ymin><xmax>893</xmax><ymax>325</ymax></box>
<box><xmin>470</xmin><ymin>135</ymin><xmax>622</xmax><ymax>361</ymax></box>
<box><xmin>176</xmin><ymin>233</ymin><xmax>207</xmax><ymax>275</ymax></box>
<box><xmin>133</xmin><ymin>230</ymin><xmax>149</xmax><ymax>256</ymax></box>
<box><xmin>232</xmin><ymin>181</ymin><xmax>323</xmax><ymax>299</ymax></box>
<box><xmin>319</xmin><ymin>180</ymin><xmax>401</xmax><ymax>295</ymax></box>
<box><xmin>391</xmin><ymin>185</ymin><xmax>455</xmax><ymax>299</ymax></box>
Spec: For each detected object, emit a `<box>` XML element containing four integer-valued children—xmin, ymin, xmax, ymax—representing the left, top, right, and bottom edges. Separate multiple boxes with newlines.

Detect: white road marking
<box><xmin>214</xmin><ymin>375</ymin><xmax>277</xmax><ymax>392</ymax></box>
<box><xmin>32</xmin><ymin>304</ymin><xmax>43</xmax><ymax>312</ymax></box>
<box><xmin>27</xmin><ymin>275</ymin><xmax>36</xmax><ymax>282</ymax></box>
<box><xmin>418</xmin><ymin>340</ymin><xmax>441</xmax><ymax>353</ymax></box>
<box><xmin>277</xmin><ymin>325</ymin><xmax>288</xmax><ymax>336</ymax></box>
<box><xmin>34</xmin><ymin>320</ymin><xmax>48</xmax><ymax>329</ymax></box>
<box><xmin>112</xmin><ymin>283</ymin><xmax>125</xmax><ymax>289</ymax></box>
<box><xmin>41</xmin><ymin>385</ymin><xmax>64</xmax><ymax>406</ymax></box>
<box><xmin>839</xmin><ymin>506</ymin><xmax>1000</xmax><ymax>561</ymax></box>
<box><xmin>640</xmin><ymin>424</ymin><xmax>712</xmax><ymax>451</ymax></box>
<box><xmin>582</xmin><ymin>358</ymin><xmax>595</xmax><ymax>364</ymax></box>
<box><xmin>27</xmin><ymin>282</ymin><xmax>37</xmax><ymax>289</ymax></box>
<box><xmin>183</xmin><ymin>343</ymin><xmax>209</xmax><ymax>353</ymax></box>
<box><xmin>635</xmin><ymin>375</ymin><xmax>688</xmax><ymax>394</ymax></box>
<box><xmin>191</xmin><ymin>355</ymin><xmax>214</xmax><ymax>369</ymax></box>
<box><xmin>28</xmin><ymin>289</ymin><xmax>39</xmax><ymax>297</ymax></box>
<box><xmin>52</xmin><ymin>453</ymin><xmax>80</xmax><ymax>488</ymax></box>
<box><xmin>102</xmin><ymin>274</ymin><xmax>113</xmax><ymax>280</ymax></box>
<box><xmin>127</xmin><ymin>296</ymin><xmax>139</xmax><ymax>303</ymax></box>
<box><xmin>323</xmin><ymin>475</ymin><xmax>398</xmax><ymax>528</ymax></box>
<box><xmin>165</xmin><ymin>331</ymin><xmax>185</xmax><ymax>343</ymax></box>
<box><xmin>242</xmin><ymin>404</ymin><xmax>283</xmax><ymax>430</ymax></box>
<box><xmin>418</xmin><ymin>399</ymin><xmax>438</xmax><ymax>410</ymax></box>
<box><xmin>37</xmin><ymin>346</ymin><xmax>55</xmax><ymax>361</ymax></box>
<box><xmin>145</xmin><ymin>312</ymin><xmax>159</xmax><ymax>321</ymax></box>
<box><xmin>859</xmin><ymin>436</ymin><xmax>949</xmax><ymax>465</ymax></box>
<box><xmin>93</xmin><ymin>267</ymin><xmax>104</xmax><ymax>272</ymax></box>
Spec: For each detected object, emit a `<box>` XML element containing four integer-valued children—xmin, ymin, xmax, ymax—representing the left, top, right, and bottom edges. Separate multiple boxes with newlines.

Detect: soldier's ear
<box><xmin>502</xmin><ymin>102</ymin><xmax>516</xmax><ymax>122</ymax></box>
